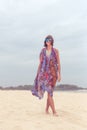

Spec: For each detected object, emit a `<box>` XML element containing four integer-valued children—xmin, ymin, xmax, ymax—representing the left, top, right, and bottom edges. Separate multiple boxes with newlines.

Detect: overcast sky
<box><xmin>0</xmin><ymin>0</ymin><xmax>87</xmax><ymax>88</ymax></box>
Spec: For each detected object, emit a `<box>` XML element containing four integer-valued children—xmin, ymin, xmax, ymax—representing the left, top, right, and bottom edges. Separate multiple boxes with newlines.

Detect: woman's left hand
<box><xmin>58</xmin><ymin>72</ymin><xmax>61</xmax><ymax>82</ymax></box>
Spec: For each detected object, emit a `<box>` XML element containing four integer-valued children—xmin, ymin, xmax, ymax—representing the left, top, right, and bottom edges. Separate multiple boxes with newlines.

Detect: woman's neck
<box><xmin>46</xmin><ymin>45</ymin><xmax>52</xmax><ymax>51</ymax></box>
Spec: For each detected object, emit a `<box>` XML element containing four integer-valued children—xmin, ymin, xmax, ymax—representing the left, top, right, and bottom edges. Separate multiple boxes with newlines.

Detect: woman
<box><xmin>32</xmin><ymin>35</ymin><xmax>61</xmax><ymax>116</ymax></box>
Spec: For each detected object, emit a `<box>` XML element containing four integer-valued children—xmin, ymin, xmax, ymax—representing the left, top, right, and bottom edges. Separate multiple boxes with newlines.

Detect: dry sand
<box><xmin>0</xmin><ymin>90</ymin><xmax>87</xmax><ymax>130</ymax></box>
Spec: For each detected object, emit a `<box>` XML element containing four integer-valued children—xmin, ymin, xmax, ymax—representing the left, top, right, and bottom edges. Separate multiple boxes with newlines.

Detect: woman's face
<box><xmin>45</xmin><ymin>39</ymin><xmax>52</xmax><ymax>46</ymax></box>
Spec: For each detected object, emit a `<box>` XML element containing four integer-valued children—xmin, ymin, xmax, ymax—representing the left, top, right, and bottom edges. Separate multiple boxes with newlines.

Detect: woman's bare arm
<box><xmin>55</xmin><ymin>48</ymin><xmax>61</xmax><ymax>81</ymax></box>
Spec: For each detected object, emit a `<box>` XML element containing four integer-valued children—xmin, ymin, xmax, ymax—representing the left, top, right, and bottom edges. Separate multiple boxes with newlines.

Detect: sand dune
<box><xmin>0</xmin><ymin>90</ymin><xmax>87</xmax><ymax>130</ymax></box>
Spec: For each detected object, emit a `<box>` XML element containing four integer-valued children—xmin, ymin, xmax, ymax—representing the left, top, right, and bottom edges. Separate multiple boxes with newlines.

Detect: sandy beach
<box><xmin>0</xmin><ymin>90</ymin><xmax>87</xmax><ymax>130</ymax></box>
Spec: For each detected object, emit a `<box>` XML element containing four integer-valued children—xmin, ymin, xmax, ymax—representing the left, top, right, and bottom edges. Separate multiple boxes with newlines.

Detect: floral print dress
<box><xmin>32</xmin><ymin>47</ymin><xmax>58</xmax><ymax>99</ymax></box>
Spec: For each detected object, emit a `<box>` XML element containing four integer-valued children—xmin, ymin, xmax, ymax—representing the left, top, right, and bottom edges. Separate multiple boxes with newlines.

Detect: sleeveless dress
<box><xmin>32</xmin><ymin>47</ymin><xmax>58</xmax><ymax>99</ymax></box>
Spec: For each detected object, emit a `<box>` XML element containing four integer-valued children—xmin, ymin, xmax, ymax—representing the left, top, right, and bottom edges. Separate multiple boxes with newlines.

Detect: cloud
<box><xmin>0</xmin><ymin>0</ymin><xmax>87</xmax><ymax>87</ymax></box>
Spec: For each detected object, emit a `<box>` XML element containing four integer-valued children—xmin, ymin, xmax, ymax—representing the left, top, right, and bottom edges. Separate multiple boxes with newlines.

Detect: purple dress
<box><xmin>32</xmin><ymin>47</ymin><xmax>58</xmax><ymax>99</ymax></box>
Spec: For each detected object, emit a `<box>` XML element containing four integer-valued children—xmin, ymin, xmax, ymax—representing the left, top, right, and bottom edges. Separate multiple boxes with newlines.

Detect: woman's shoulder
<box><xmin>40</xmin><ymin>48</ymin><xmax>46</xmax><ymax>55</ymax></box>
<box><xmin>53</xmin><ymin>48</ymin><xmax>59</xmax><ymax>54</ymax></box>
<box><xmin>41</xmin><ymin>47</ymin><xmax>46</xmax><ymax>52</ymax></box>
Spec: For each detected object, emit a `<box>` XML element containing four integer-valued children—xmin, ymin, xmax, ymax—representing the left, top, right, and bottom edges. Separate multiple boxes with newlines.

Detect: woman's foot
<box><xmin>45</xmin><ymin>109</ymin><xmax>50</xmax><ymax>114</ymax></box>
<box><xmin>53</xmin><ymin>112</ymin><xmax>58</xmax><ymax>116</ymax></box>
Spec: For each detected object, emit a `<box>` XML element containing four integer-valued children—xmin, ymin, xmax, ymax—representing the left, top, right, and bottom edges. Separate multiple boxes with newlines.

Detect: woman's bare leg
<box><xmin>46</xmin><ymin>98</ymin><xmax>50</xmax><ymax>114</ymax></box>
<box><xmin>47</xmin><ymin>93</ymin><xmax>58</xmax><ymax>116</ymax></box>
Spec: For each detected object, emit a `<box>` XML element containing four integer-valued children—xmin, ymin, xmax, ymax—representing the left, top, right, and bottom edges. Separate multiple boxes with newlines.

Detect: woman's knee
<box><xmin>47</xmin><ymin>93</ymin><xmax>52</xmax><ymax>99</ymax></box>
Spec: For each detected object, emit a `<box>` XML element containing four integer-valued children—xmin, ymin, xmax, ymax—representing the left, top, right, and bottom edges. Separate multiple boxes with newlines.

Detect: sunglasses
<box><xmin>45</xmin><ymin>38</ymin><xmax>52</xmax><ymax>43</ymax></box>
